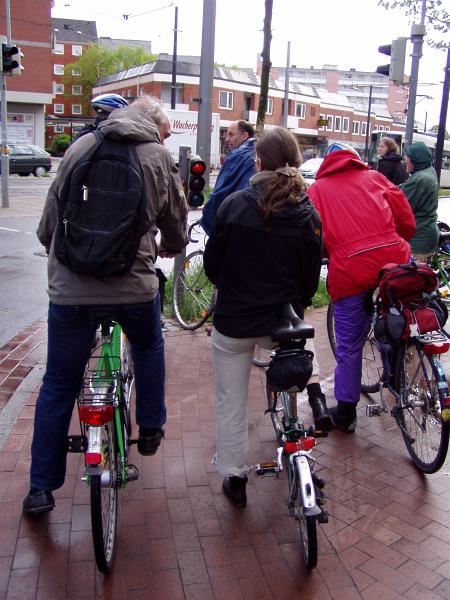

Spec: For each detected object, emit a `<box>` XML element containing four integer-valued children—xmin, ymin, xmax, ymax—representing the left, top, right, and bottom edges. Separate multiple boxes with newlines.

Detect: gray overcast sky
<box><xmin>52</xmin><ymin>0</ymin><xmax>449</xmax><ymax>128</ymax></box>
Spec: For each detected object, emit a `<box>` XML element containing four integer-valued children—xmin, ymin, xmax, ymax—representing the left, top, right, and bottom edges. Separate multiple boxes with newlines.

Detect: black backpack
<box><xmin>54</xmin><ymin>130</ymin><xmax>149</xmax><ymax>276</ymax></box>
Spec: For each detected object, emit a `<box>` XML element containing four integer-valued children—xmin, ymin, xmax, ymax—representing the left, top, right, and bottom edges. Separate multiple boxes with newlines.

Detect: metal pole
<box><xmin>434</xmin><ymin>47</ymin><xmax>450</xmax><ymax>186</ymax></box>
<box><xmin>282</xmin><ymin>41</ymin><xmax>290</xmax><ymax>128</ymax></box>
<box><xmin>363</xmin><ymin>85</ymin><xmax>373</xmax><ymax>163</ymax></box>
<box><xmin>404</xmin><ymin>0</ymin><xmax>427</xmax><ymax>149</ymax></box>
<box><xmin>196</xmin><ymin>0</ymin><xmax>216</xmax><ymax>188</ymax></box>
<box><xmin>173</xmin><ymin>145</ymin><xmax>191</xmax><ymax>283</ymax></box>
<box><xmin>1</xmin><ymin>0</ymin><xmax>12</xmax><ymax>208</ymax></box>
<box><xmin>170</xmin><ymin>6</ymin><xmax>178</xmax><ymax>109</ymax></box>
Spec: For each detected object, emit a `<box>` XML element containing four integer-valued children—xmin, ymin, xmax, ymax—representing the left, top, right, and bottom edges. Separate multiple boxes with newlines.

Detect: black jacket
<box><xmin>203</xmin><ymin>183</ymin><xmax>323</xmax><ymax>338</ymax></box>
<box><xmin>377</xmin><ymin>152</ymin><xmax>408</xmax><ymax>185</ymax></box>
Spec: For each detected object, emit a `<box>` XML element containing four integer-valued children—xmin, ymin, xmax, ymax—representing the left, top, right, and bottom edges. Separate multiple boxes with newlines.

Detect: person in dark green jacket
<box><xmin>400</xmin><ymin>141</ymin><xmax>439</xmax><ymax>262</ymax></box>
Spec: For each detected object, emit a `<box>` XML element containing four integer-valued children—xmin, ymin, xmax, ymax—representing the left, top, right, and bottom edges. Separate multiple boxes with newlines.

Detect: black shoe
<box><xmin>222</xmin><ymin>476</ymin><xmax>248</xmax><ymax>507</ymax></box>
<box><xmin>308</xmin><ymin>394</ymin><xmax>333</xmax><ymax>432</ymax></box>
<box><xmin>329</xmin><ymin>406</ymin><xmax>357</xmax><ymax>433</ymax></box>
<box><xmin>137</xmin><ymin>427</ymin><xmax>164</xmax><ymax>456</ymax></box>
<box><xmin>22</xmin><ymin>489</ymin><xmax>55</xmax><ymax>516</ymax></box>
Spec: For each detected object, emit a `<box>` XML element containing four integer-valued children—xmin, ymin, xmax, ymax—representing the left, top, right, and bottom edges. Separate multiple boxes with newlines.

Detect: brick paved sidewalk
<box><xmin>0</xmin><ymin>307</ymin><xmax>449</xmax><ymax>599</ymax></box>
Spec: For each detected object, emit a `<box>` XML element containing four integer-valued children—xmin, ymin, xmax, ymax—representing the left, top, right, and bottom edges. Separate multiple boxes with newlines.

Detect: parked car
<box><xmin>299</xmin><ymin>158</ymin><xmax>323</xmax><ymax>184</ymax></box>
<box><xmin>3</xmin><ymin>144</ymin><xmax>52</xmax><ymax>177</ymax></box>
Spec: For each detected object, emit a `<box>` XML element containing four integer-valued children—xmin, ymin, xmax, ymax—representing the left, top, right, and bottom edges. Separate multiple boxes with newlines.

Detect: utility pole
<box><xmin>282</xmin><ymin>41</ymin><xmax>290</xmax><ymax>128</ymax></box>
<box><xmin>196</xmin><ymin>0</ymin><xmax>216</xmax><ymax>188</ymax></box>
<box><xmin>363</xmin><ymin>85</ymin><xmax>373</xmax><ymax>163</ymax></box>
<box><xmin>434</xmin><ymin>47</ymin><xmax>449</xmax><ymax>186</ymax></box>
<box><xmin>1</xmin><ymin>0</ymin><xmax>12</xmax><ymax>208</ymax></box>
<box><xmin>170</xmin><ymin>6</ymin><xmax>178</xmax><ymax>109</ymax></box>
<box><xmin>404</xmin><ymin>0</ymin><xmax>427</xmax><ymax>148</ymax></box>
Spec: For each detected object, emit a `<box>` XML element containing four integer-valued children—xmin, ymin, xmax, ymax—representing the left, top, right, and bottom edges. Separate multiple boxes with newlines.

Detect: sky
<box><xmin>52</xmin><ymin>0</ymin><xmax>449</xmax><ymax>129</ymax></box>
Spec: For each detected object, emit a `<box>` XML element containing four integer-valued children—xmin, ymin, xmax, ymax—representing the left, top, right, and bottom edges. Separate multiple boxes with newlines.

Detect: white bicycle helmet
<box><xmin>91</xmin><ymin>93</ymin><xmax>128</xmax><ymax>114</ymax></box>
<box><xmin>326</xmin><ymin>142</ymin><xmax>360</xmax><ymax>157</ymax></box>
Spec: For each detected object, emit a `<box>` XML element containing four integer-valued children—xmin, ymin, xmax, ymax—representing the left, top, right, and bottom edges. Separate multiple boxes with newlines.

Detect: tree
<box><xmin>63</xmin><ymin>44</ymin><xmax>155</xmax><ymax>114</ymax></box>
<box><xmin>430</xmin><ymin>124</ymin><xmax>449</xmax><ymax>139</ymax></box>
<box><xmin>378</xmin><ymin>0</ymin><xmax>449</xmax><ymax>48</ymax></box>
<box><xmin>256</xmin><ymin>0</ymin><xmax>273</xmax><ymax>132</ymax></box>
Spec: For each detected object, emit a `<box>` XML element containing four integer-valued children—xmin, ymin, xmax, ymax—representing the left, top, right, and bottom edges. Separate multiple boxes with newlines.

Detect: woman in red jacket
<box><xmin>307</xmin><ymin>143</ymin><xmax>416</xmax><ymax>432</ymax></box>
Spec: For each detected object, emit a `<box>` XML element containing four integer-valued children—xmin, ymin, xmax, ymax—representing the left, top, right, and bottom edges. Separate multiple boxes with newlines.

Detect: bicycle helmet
<box><xmin>91</xmin><ymin>93</ymin><xmax>128</xmax><ymax>114</ymax></box>
<box><xmin>325</xmin><ymin>142</ymin><xmax>360</xmax><ymax>157</ymax></box>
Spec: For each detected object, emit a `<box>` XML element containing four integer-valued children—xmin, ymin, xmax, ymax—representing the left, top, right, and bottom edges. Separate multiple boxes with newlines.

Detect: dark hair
<box><xmin>236</xmin><ymin>120</ymin><xmax>255</xmax><ymax>139</ymax></box>
<box><xmin>255</xmin><ymin>127</ymin><xmax>306</xmax><ymax>227</ymax></box>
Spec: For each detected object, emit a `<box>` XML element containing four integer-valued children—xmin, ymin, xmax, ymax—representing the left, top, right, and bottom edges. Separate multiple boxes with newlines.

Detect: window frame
<box><xmin>72</xmin><ymin>84</ymin><xmax>82</xmax><ymax>96</ymax></box>
<box><xmin>71</xmin><ymin>67</ymin><xmax>81</xmax><ymax>77</ymax></box>
<box><xmin>361</xmin><ymin>121</ymin><xmax>367</xmax><ymax>136</ymax></box>
<box><xmin>54</xmin><ymin>43</ymin><xmax>64</xmax><ymax>55</ymax></box>
<box><xmin>72</xmin><ymin>104</ymin><xmax>82</xmax><ymax>115</ymax></box>
<box><xmin>72</xmin><ymin>45</ymin><xmax>83</xmax><ymax>56</ymax></box>
<box><xmin>326</xmin><ymin>115</ymin><xmax>334</xmax><ymax>132</ymax></box>
<box><xmin>334</xmin><ymin>116</ymin><xmax>342</xmax><ymax>132</ymax></box>
<box><xmin>296</xmin><ymin>102</ymin><xmax>306</xmax><ymax>119</ymax></box>
<box><xmin>54</xmin><ymin>83</ymin><xmax>64</xmax><ymax>95</ymax></box>
<box><xmin>54</xmin><ymin>124</ymin><xmax>64</xmax><ymax>133</ymax></box>
<box><xmin>54</xmin><ymin>64</ymin><xmax>64</xmax><ymax>76</ymax></box>
<box><xmin>266</xmin><ymin>97</ymin><xmax>273</xmax><ymax>115</ymax></box>
<box><xmin>342</xmin><ymin>116</ymin><xmax>350</xmax><ymax>133</ymax></box>
<box><xmin>218</xmin><ymin>90</ymin><xmax>233</xmax><ymax>110</ymax></box>
<box><xmin>54</xmin><ymin>103</ymin><xmax>64</xmax><ymax>114</ymax></box>
<box><xmin>352</xmin><ymin>120</ymin><xmax>360</xmax><ymax>135</ymax></box>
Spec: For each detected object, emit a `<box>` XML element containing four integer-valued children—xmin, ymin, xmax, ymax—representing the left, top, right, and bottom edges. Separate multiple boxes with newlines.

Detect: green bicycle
<box><xmin>67</xmin><ymin>316</ymin><xmax>138</xmax><ymax>573</ymax></box>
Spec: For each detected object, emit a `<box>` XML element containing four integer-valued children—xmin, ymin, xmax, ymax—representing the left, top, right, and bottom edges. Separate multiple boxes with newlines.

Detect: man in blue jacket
<box><xmin>201</xmin><ymin>120</ymin><xmax>256</xmax><ymax>235</ymax></box>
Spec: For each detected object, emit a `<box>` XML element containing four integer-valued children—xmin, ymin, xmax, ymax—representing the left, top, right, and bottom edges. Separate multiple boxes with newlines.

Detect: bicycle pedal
<box><xmin>254</xmin><ymin>461</ymin><xmax>280</xmax><ymax>477</ymax></box>
<box><xmin>366</xmin><ymin>404</ymin><xmax>384</xmax><ymax>417</ymax></box>
<box><xmin>318</xmin><ymin>511</ymin><xmax>329</xmax><ymax>524</ymax></box>
<box><xmin>125</xmin><ymin>464</ymin><xmax>140</xmax><ymax>482</ymax></box>
<box><xmin>67</xmin><ymin>435</ymin><xmax>87</xmax><ymax>453</ymax></box>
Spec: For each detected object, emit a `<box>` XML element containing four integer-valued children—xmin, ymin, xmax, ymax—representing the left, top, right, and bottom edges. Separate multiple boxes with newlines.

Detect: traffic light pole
<box><xmin>404</xmin><ymin>0</ymin><xmax>427</xmax><ymax>149</ymax></box>
<box><xmin>434</xmin><ymin>47</ymin><xmax>449</xmax><ymax>186</ymax></box>
<box><xmin>1</xmin><ymin>0</ymin><xmax>12</xmax><ymax>208</ymax></box>
<box><xmin>174</xmin><ymin>145</ymin><xmax>191</xmax><ymax>289</ymax></box>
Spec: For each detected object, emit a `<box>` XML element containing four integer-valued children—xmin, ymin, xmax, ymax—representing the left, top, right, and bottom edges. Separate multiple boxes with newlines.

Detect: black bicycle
<box><xmin>327</xmin><ymin>294</ymin><xmax>450</xmax><ymax>473</ymax></box>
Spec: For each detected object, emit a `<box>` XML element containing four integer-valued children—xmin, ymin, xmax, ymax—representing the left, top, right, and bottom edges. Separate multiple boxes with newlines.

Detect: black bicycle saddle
<box><xmin>271</xmin><ymin>303</ymin><xmax>315</xmax><ymax>342</ymax></box>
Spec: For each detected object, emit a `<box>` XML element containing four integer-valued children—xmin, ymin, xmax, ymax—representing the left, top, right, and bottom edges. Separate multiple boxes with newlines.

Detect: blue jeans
<box><xmin>333</xmin><ymin>293</ymin><xmax>371</xmax><ymax>405</ymax></box>
<box><xmin>30</xmin><ymin>297</ymin><xmax>165</xmax><ymax>491</ymax></box>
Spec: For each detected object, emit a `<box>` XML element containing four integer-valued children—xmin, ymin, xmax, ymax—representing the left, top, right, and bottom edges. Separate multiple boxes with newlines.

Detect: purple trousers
<box><xmin>333</xmin><ymin>293</ymin><xmax>371</xmax><ymax>405</ymax></box>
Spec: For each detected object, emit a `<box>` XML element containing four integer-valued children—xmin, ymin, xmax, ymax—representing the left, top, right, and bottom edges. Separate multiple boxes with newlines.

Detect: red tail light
<box><xmin>86</xmin><ymin>452</ymin><xmax>102</xmax><ymax>465</ymax></box>
<box><xmin>284</xmin><ymin>437</ymin><xmax>315</xmax><ymax>453</ymax></box>
<box><xmin>79</xmin><ymin>404</ymin><xmax>114</xmax><ymax>425</ymax></box>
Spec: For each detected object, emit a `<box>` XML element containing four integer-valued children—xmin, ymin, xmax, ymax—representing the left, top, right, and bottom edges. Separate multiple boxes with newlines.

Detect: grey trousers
<box><xmin>211</xmin><ymin>328</ymin><xmax>319</xmax><ymax>478</ymax></box>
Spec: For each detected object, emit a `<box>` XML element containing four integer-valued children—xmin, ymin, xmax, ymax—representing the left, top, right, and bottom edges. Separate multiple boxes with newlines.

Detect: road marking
<box><xmin>0</xmin><ymin>226</ymin><xmax>20</xmax><ymax>232</ymax></box>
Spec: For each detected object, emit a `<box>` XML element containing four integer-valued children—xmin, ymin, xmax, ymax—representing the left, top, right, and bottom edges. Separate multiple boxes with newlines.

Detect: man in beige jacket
<box><xmin>23</xmin><ymin>95</ymin><xmax>188</xmax><ymax>515</ymax></box>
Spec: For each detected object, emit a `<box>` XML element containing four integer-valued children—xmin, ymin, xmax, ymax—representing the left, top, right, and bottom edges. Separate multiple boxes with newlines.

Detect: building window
<box><xmin>72</xmin><ymin>85</ymin><xmax>82</xmax><ymax>96</ymax></box>
<box><xmin>266</xmin><ymin>97</ymin><xmax>273</xmax><ymax>115</ymax></box>
<box><xmin>54</xmin><ymin>124</ymin><xmax>64</xmax><ymax>133</ymax></box>
<box><xmin>54</xmin><ymin>103</ymin><xmax>64</xmax><ymax>114</ymax></box>
<box><xmin>72</xmin><ymin>67</ymin><xmax>81</xmax><ymax>76</ymax></box>
<box><xmin>361</xmin><ymin>121</ymin><xmax>367</xmax><ymax>136</ymax></box>
<box><xmin>385</xmin><ymin>126</ymin><xmax>390</xmax><ymax>131</ymax></box>
<box><xmin>54</xmin><ymin>43</ymin><xmax>64</xmax><ymax>55</ymax></box>
<box><xmin>72</xmin><ymin>45</ymin><xmax>83</xmax><ymax>56</ymax></box>
<box><xmin>54</xmin><ymin>83</ymin><xmax>64</xmax><ymax>95</ymax></box>
<box><xmin>352</xmin><ymin>121</ymin><xmax>360</xmax><ymax>135</ymax></box>
<box><xmin>319</xmin><ymin>113</ymin><xmax>326</xmax><ymax>130</ymax></box>
<box><xmin>335</xmin><ymin>116</ymin><xmax>342</xmax><ymax>132</ymax></box>
<box><xmin>54</xmin><ymin>64</ymin><xmax>64</xmax><ymax>75</ymax></box>
<box><xmin>219</xmin><ymin>91</ymin><xmax>233</xmax><ymax>110</ymax></box>
<box><xmin>342</xmin><ymin>117</ymin><xmax>349</xmax><ymax>133</ymax></box>
<box><xmin>326</xmin><ymin>115</ymin><xmax>334</xmax><ymax>131</ymax></box>
<box><xmin>296</xmin><ymin>103</ymin><xmax>306</xmax><ymax>119</ymax></box>
<box><xmin>72</xmin><ymin>104</ymin><xmax>82</xmax><ymax>115</ymax></box>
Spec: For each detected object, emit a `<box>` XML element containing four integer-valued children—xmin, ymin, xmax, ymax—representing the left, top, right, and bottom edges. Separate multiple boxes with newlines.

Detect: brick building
<box><xmin>0</xmin><ymin>0</ymin><xmax>53</xmax><ymax>148</ymax></box>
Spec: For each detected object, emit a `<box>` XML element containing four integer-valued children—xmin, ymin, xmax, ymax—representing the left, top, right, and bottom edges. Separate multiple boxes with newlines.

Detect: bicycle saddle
<box><xmin>271</xmin><ymin>303</ymin><xmax>315</xmax><ymax>342</ymax></box>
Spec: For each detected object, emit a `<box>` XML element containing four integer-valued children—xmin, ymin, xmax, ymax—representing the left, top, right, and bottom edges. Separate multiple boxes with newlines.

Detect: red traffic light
<box><xmin>190</xmin><ymin>160</ymin><xmax>206</xmax><ymax>175</ymax></box>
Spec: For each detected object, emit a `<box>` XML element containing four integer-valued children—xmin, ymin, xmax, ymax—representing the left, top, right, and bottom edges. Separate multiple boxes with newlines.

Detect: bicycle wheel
<box><xmin>394</xmin><ymin>340</ymin><xmax>450</xmax><ymax>473</ymax></box>
<box><xmin>119</xmin><ymin>332</ymin><xmax>133</xmax><ymax>439</ymax></box>
<box><xmin>172</xmin><ymin>251</ymin><xmax>216</xmax><ymax>330</ymax></box>
<box><xmin>252</xmin><ymin>346</ymin><xmax>274</xmax><ymax>368</ymax></box>
<box><xmin>90</xmin><ymin>422</ymin><xmax>119</xmax><ymax>573</ymax></box>
<box><xmin>296</xmin><ymin>492</ymin><xmax>318</xmax><ymax>569</ymax></box>
<box><xmin>327</xmin><ymin>303</ymin><xmax>382</xmax><ymax>393</ymax></box>
<box><xmin>266</xmin><ymin>382</ymin><xmax>297</xmax><ymax>440</ymax></box>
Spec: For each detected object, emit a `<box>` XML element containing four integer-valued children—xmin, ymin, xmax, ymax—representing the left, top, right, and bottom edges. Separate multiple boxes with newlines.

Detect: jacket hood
<box><xmin>315</xmin><ymin>149</ymin><xmax>368</xmax><ymax>179</ymax></box>
<box><xmin>98</xmin><ymin>105</ymin><xmax>161</xmax><ymax>143</ymax></box>
<box><xmin>404</xmin><ymin>142</ymin><xmax>432</xmax><ymax>171</ymax></box>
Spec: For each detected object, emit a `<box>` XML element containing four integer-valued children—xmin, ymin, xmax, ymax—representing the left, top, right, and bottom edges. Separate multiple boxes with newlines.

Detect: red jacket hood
<box><xmin>316</xmin><ymin>150</ymin><xmax>369</xmax><ymax>179</ymax></box>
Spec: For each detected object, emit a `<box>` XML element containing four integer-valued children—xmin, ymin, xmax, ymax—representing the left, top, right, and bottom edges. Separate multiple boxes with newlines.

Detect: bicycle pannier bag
<box><xmin>54</xmin><ymin>130</ymin><xmax>149</xmax><ymax>276</ymax></box>
<box><xmin>266</xmin><ymin>348</ymin><xmax>313</xmax><ymax>392</ymax></box>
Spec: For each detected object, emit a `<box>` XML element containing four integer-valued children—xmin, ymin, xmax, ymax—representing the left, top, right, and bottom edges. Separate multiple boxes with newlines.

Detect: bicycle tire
<box><xmin>266</xmin><ymin>382</ymin><xmax>297</xmax><ymax>440</ymax></box>
<box><xmin>90</xmin><ymin>423</ymin><xmax>119</xmax><ymax>573</ymax></box>
<box><xmin>394</xmin><ymin>339</ymin><xmax>450</xmax><ymax>474</ymax></box>
<box><xmin>172</xmin><ymin>250</ymin><xmax>216</xmax><ymax>330</ymax></box>
<box><xmin>119</xmin><ymin>332</ymin><xmax>133</xmax><ymax>439</ymax></box>
<box><xmin>326</xmin><ymin>303</ymin><xmax>382</xmax><ymax>393</ymax></box>
<box><xmin>296</xmin><ymin>502</ymin><xmax>318</xmax><ymax>570</ymax></box>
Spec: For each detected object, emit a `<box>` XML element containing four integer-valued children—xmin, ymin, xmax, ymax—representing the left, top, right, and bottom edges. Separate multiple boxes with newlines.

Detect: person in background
<box><xmin>200</xmin><ymin>120</ymin><xmax>256</xmax><ymax>235</ymax></box>
<box><xmin>400</xmin><ymin>141</ymin><xmax>439</xmax><ymax>263</ymax></box>
<box><xmin>203</xmin><ymin>127</ymin><xmax>325</xmax><ymax>507</ymax></box>
<box><xmin>72</xmin><ymin>93</ymin><xmax>129</xmax><ymax>142</ymax></box>
<box><xmin>377</xmin><ymin>136</ymin><xmax>408</xmax><ymax>185</ymax></box>
<box><xmin>308</xmin><ymin>143</ymin><xmax>416</xmax><ymax>433</ymax></box>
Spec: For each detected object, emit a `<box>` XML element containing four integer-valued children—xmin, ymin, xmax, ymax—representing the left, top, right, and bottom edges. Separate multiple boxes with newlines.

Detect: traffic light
<box><xmin>1</xmin><ymin>44</ymin><xmax>24</xmax><ymax>76</ymax></box>
<box><xmin>187</xmin><ymin>155</ymin><xmax>206</xmax><ymax>207</ymax></box>
<box><xmin>376</xmin><ymin>37</ymin><xmax>406</xmax><ymax>85</ymax></box>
